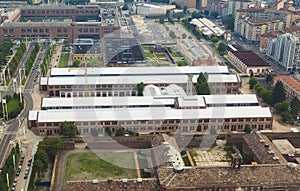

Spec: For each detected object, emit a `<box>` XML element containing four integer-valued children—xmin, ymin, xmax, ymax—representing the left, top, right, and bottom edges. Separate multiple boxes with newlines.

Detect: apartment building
<box><xmin>266</xmin><ymin>33</ymin><xmax>300</xmax><ymax>71</ymax></box>
<box><xmin>259</xmin><ymin>26</ymin><xmax>300</xmax><ymax>51</ymax></box>
<box><xmin>235</xmin><ymin>8</ymin><xmax>284</xmax><ymax>42</ymax></box>
<box><xmin>274</xmin><ymin>76</ymin><xmax>300</xmax><ymax>101</ymax></box>
<box><xmin>169</xmin><ymin>0</ymin><xmax>200</xmax><ymax>9</ymax></box>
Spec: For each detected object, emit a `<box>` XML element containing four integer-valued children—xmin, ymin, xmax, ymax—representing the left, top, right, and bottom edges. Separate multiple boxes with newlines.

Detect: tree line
<box><xmin>249</xmin><ymin>75</ymin><xmax>300</xmax><ymax>123</ymax></box>
<box><xmin>0</xmin><ymin>143</ymin><xmax>20</xmax><ymax>191</ymax></box>
<box><xmin>28</xmin><ymin>138</ymin><xmax>63</xmax><ymax>191</ymax></box>
<box><xmin>8</xmin><ymin>43</ymin><xmax>26</xmax><ymax>77</ymax></box>
<box><xmin>24</xmin><ymin>44</ymin><xmax>40</xmax><ymax>76</ymax></box>
<box><xmin>0</xmin><ymin>40</ymin><xmax>13</xmax><ymax>66</ymax></box>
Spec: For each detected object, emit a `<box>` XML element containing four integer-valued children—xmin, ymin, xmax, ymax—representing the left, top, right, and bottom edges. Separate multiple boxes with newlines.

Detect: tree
<box><xmin>260</xmin><ymin>89</ymin><xmax>273</xmax><ymax>105</ymax></box>
<box><xmin>122</xmin><ymin>3</ymin><xmax>128</xmax><ymax>10</ymax></box>
<box><xmin>35</xmin><ymin>149</ymin><xmax>48</xmax><ymax>171</ymax></box>
<box><xmin>183</xmin><ymin>6</ymin><xmax>188</xmax><ymax>14</ymax></box>
<box><xmin>217</xmin><ymin>41</ymin><xmax>227</xmax><ymax>52</ymax></box>
<box><xmin>210</xmin><ymin>11</ymin><xmax>218</xmax><ymax>18</ymax></box>
<box><xmin>115</xmin><ymin>128</ymin><xmax>125</xmax><ymax>136</ymax></box>
<box><xmin>105</xmin><ymin>127</ymin><xmax>112</xmax><ymax>136</ymax></box>
<box><xmin>196</xmin><ymin>72</ymin><xmax>210</xmax><ymax>95</ymax></box>
<box><xmin>290</xmin><ymin>97</ymin><xmax>300</xmax><ymax>119</ymax></box>
<box><xmin>222</xmin><ymin>14</ymin><xmax>234</xmax><ymax>31</ymax></box>
<box><xmin>34</xmin><ymin>159</ymin><xmax>44</xmax><ymax>176</ymax></box>
<box><xmin>274</xmin><ymin>101</ymin><xmax>290</xmax><ymax>114</ymax></box>
<box><xmin>211</xmin><ymin>37</ymin><xmax>219</xmax><ymax>43</ymax></box>
<box><xmin>204</xmin><ymin>10</ymin><xmax>209</xmax><ymax>16</ymax></box>
<box><xmin>15</xmin><ymin>142</ymin><xmax>20</xmax><ymax>155</ymax></box>
<box><xmin>242</xmin><ymin>151</ymin><xmax>253</xmax><ymax>164</ymax></box>
<box><xmin>182</xmin><ymin>33</ymin><xmax>187</xmax><ymax>39</ymax></box>
<box><xmin>137</xmin><ymin>82</ymin><xmax>145</xmax><ymax>96</ymax></box>
<box><xmin>90</xmin><ymin>128</ymin><xmax>99</xmax><ymax>137</ymax></box>
<box><xmin>281</xmin><ymin>111</ymin><xmax>291</xmax><ymax>122</ymax></box>
<box><xmin>192</xmin><ymin>11</ymin><xmax>203</xmax><ymax>19</ymax></box>
<box><xmin>265</xmin><ymin>73</ymin><xmax>274</xmax><ymax>84</ymax></box>
<box><xmin>72</xmin><ymin>59</ymin><xmax>81</xmax><ymax>67</ymax></box>
<box><xmin>272</xmin><ymin>81</ymin><xmax>286</xmax><ymax>104</ymax></box>
<box><xmin>43</xmin><ymin>138</ymin><xmax>63</xmax><ymax>160</ymax></box>
<box><xmin>244</xmin><ymin>124</ymin><xmax>252</xmax><ymax>134</ymax></box>
<box><xmin>159</xmin><ymin>17</ymin><xmax>164</xmax><ymax>24</ymax></box>
<box><xmin>249</xmin><ymin>77</ymin><xmax>258</xmax><ymax>89</ymax></box>
<box><xmin>59</xmin><ymin>121</ymin><xmax>78</xmax><ymax>138</ymax></box>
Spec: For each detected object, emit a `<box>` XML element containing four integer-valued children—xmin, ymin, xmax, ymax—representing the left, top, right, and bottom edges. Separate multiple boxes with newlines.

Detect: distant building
<box><xmin>266</xmin><ymin>33</ymin><xmax>300</xmax><ymax>71</ymax></box>
<box><xmin>227</xmin><ymin>50</ymin><xmax>271</xmax><ymax>75</ymax></box>
<box><xmin>259</xmin><ymin>26</ymin><xmax>300</xmax><ymax>52</ymax></box>
<box><xmin>274</xmin><ymin>75</ymin><xmax>300</xmax><ymax>101</ymax></box>
<box><xmin>190</xmin><ymin>18</ymin><xmax>225</xmax><ymax>37</ymax></box>
<box><xmin>133</xmin><ymin>3</ymin><xmax>175</xmax><ymax>17</ymax></box>
<box><xmin>72</xmin><ymin>39</ymin><xmax>103</xmax><ymax>62</ymax></box>
<box><xmin>104</xmin><ymin>38</ymin><xmax>145</xmax><ymax>66</ymax></box>
<box><xmin>177</xmin><ymin>39</ymin><xmax>216</xmax><ymax>66</ymax></box>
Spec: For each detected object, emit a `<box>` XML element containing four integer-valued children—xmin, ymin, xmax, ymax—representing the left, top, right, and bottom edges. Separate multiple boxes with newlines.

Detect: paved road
<box><xmin>0</xmin><ymin>42</ymin><xmax>48</xmax><ymax>167</ymax></box>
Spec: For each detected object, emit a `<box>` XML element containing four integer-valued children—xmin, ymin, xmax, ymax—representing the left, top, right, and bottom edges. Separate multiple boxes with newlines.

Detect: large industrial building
<box><xmin>29</xmin><ymin>94</ymin><xmax>272</xmax><ymax>136</ymax></box>
<box><xmin>40</xmin><ymin>66</ymin><xmax>241</xmax><ymax>97</ymax></box>
<box><xmin>0</xmin><ymin>5</ymin><xmax>120</xmax><ymax>42</ymax></box>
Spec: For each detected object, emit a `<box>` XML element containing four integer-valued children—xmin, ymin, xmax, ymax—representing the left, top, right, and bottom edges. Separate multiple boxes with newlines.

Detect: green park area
<box><xmin>176</xmin><ymin>61</ymin><xmax>188</xmax><ymax>66</ymax></box>
<box><xmin>0</xmin><ymin>94</ymin><xmax>24</xmax><ymax>120</ymax></box>
<box><xmin>58</xmin><ymin>53</ymin><xmax>69</xmax><ymax>68</ymax></box>
<box><xmin>65</xmin><ymin>152</ymin><xmax>138</xmax><ymax>180</ymax></box>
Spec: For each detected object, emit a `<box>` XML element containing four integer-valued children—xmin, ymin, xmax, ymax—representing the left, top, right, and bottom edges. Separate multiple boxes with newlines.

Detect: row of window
<box><xmin>22</xmin><ymin>10</ymin><xmax>99</xmax><ymax>15</ymax></box>
<box><xmin>77</xmin><ymin>28</ymin><xmax>100</xmax><ymax>33</ymax></box>
<box><xmin>38</xmin><ymin>120</ymin><xmax>272</xmax><ymax>128</ymax></box>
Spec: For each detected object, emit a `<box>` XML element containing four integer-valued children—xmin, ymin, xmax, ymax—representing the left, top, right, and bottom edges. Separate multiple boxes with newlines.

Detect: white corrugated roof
<box><xmin>203</xmin><ymin>94</ymin><xmax>258</xmax><ymax>104</ymax></box>
<box><xmin>34</xmin><ymin>106</ymin><xmax>272</xmax><ymax>123</ymax></box>
<box><xmin>50</xmin><ymin>66</ymin><xmax>229</xmax><ymax>76</ymax></box>
<box><xmin>44</xmin><ymin>74</ymin><xmax>239</xmax><ymax>86</ymax></box>
<box><xmin>42</xmin><ymin>96</ymin><xmax>174</xmax><ymax>108</ymax></box>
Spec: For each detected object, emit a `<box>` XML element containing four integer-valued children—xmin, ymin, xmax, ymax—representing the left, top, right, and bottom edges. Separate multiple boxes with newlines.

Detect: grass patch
<box><xmin>1</xmin><ymin>79</ymin><xmax>10</xmax><ymax>86</ymax></box>
<box><xmin>145</xmin><ymin>53</ymin><xmax>155</xmax><ymax>58</ymax></box>
<box><xmin>65</xmin><ymin>152</ymin><xmax>137</xmax><ymax>181</ymax></box>
<box><xmin>140</xmin><ymin>169</ymin><xmax>151</xmax><ymax>178</ymax></box>
<box><xmin>7</xmin><ymin>99</ymin><xmax>19</xmax><ymax>113</ymax></box>
<box><xmin>21</xmin><ymin>77</ymin><xmax>27</xmax><ymax>85</ymax></box>
<box><xmin>224</xmin><ymin>145</ymin><xmax>235</xmax><ymax>159</ymax></box>
<box><xmin>189</xmin><ymin>150</ymin><xmax>197</xmax><ymax>166</ymax></box>
<box><xmin>149</xmin><ymin>62</ymin><xmax>169</xmax><ymax>67</ymax></box>
<box><xmin>58</xmin><ymin>53</ymin><xmax>69</xmax><ymax>68</ymax></box>
<box><xmin>176</xmin><ymin>61</ymin><xmax>188</xmax><ymax>66</ymax></box>
<box><xmin>171</xmin><ymin>52</ymin><xmax>182</xmax><ymax>57</ymax></box>
<box><xmin>180</xmin><ymin>151</ymin><xmax>191</xmax><ymax>166</ymax></box>
<box><xmin>156</xmin><ymin>53</ymin><xmax>167</xmax><ymax>58</ymax></box>
<box><xmin>142</xmin><ymin>46</ymin><xmax>154</xmax><ymax>52</ymax></box>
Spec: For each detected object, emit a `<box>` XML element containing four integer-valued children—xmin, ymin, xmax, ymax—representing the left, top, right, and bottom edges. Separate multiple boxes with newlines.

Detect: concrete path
<box><xmin>186</xmin><ymin>151</ymin><xmax>195</xmax><ymax>167</ymax></box>
<box><xmin>133</xmin><ymin>152</ymin><xmax>141</xmax><ymax>178</ymax></box>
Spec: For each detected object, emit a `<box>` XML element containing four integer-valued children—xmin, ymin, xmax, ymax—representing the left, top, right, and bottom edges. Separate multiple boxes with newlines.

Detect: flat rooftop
<box><xmin>41</xmin><ymin>74</ymin><xmax>239</xmax><ymax>86</ymax></box>
<box><xmin>273</xmin><ymin>139</ymin><xmax>296</xmax><ymax>155</ymax></box>
<box><xmin>30</xmin><ymin>106</ymin><xmax>272</xmax><ymax>123</ymax></box>
<box><xmin>41</xmin><ymin>94</ymin><xmax>259</xmax><ymax>108</ymax></box>
<box><xmin>49</xmin><ymin>66</ymin><xmax>230</xmax><ymax>77</ymax></box>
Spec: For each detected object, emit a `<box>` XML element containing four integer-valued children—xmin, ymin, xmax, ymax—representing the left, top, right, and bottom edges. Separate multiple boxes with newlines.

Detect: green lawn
<box><xmin>65</xmin><ymin>152</ymin><xmax>137</xmax><ymax>181</ymax></box>
<box><xmin>7</xmin><ymin>99</ymin><xmax>20</xmax><ymax>113</ymax></box>
<box><xmin>58</xmin><ymin>53</ymin><xmax>69</xmax><ymax>68</ymax></box>
<box><xmin>149</xmin><ymin>62</ymin><xmax>169</xmax><ymax>67</ymax></box>
<box><xmin>176</xmin><ymin>61</ymin><xmax>188</xmax><ymax>66</ymax></box>
<box><xmin>156</xmin><ymin>53</ymin><xmax>167</xmax><ymax>59</ymax></box>
<box><xmin>145</xmin><ymin>53</ymin><xmax>155</xmax><ymax>58</ymax></box>
<box><xmin>171</xmin><ymin>52</ymin><xmax>182</xmax><ymax>57</ymax></box>
<box><xmin>142</xmin><ymin>46</ymin><xmax>154</xmax><ymax>52</ymax></box>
